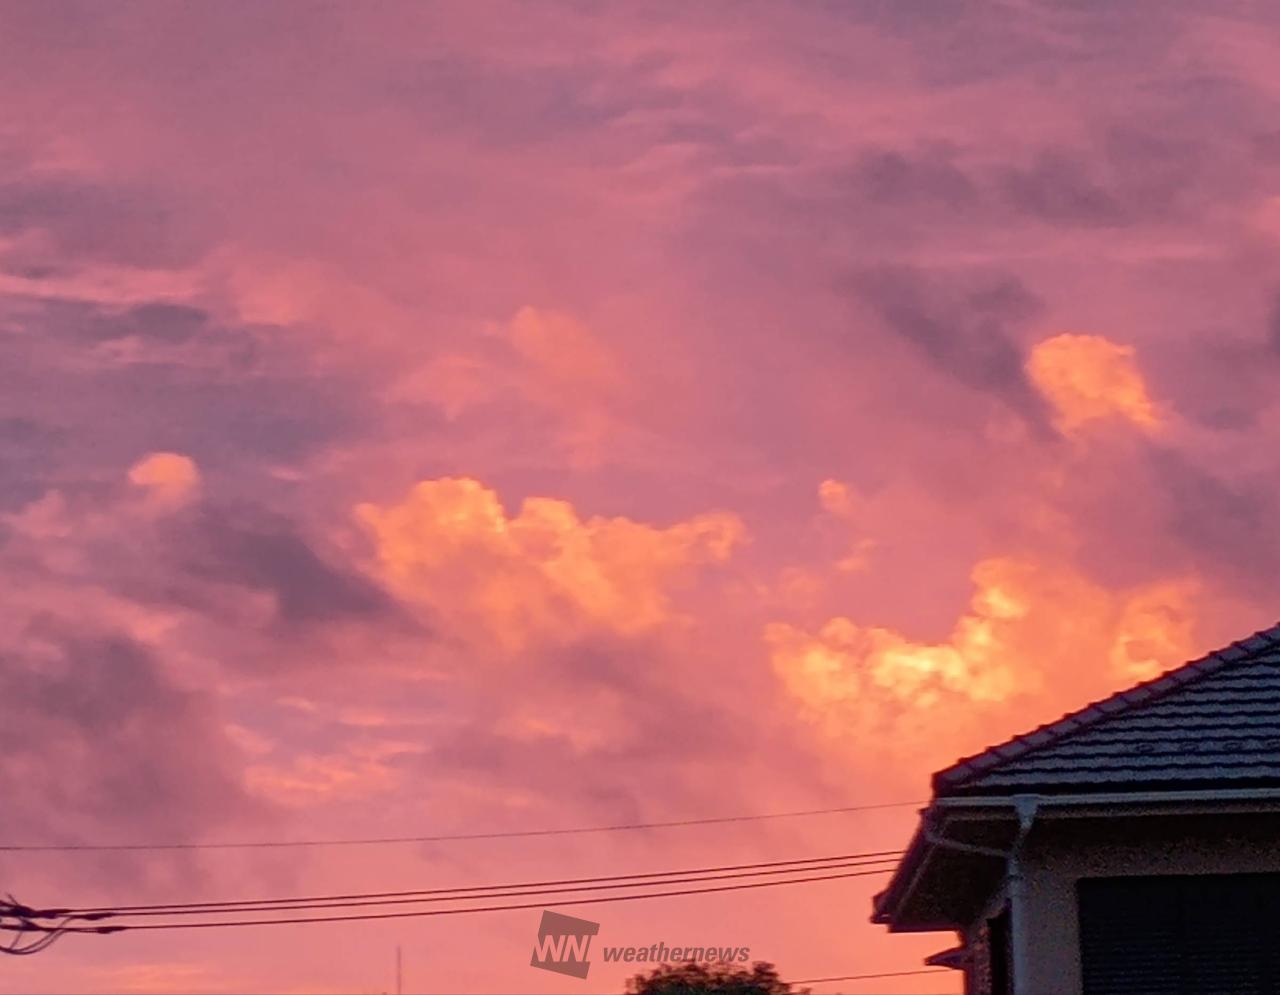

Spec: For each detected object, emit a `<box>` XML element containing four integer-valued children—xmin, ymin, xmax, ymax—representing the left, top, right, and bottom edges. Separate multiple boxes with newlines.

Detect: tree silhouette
<box><xmin>626</xmin><ymin>960</ymin><xmax>808</xmax><ymax>995</ymax></box>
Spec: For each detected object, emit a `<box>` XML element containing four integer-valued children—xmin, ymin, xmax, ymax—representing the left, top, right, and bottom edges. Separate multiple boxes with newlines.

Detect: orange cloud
<box><xmin>217</xmin><ymin>252</ymin><xmax>407</xmax><ymax>337</ymax></box>
<box><xmin>98</xmin><ymin>962</ymin><xmax>220</xmax><ymax>995</ymax></box>
<box><xmin>766</xmin><ymin>556</ymin><xmax>1198</xmax><ymax>775</ymax></box>
<box><xmin>505</xmin><ymin>307</ymin><xmax>631</xmax><ymax>461</ymax></box>
<box><xmin>357</xmin><ymin>477</ymin><xmax>744</xmax><ymax>650</ymax></box>
<box><xmin>818</xmin><ymin>478</ymin><xmax>856</xmax><ymax>517</ymax></box>
<box><xmin>816</xmin><ymin>478</ymin><xmax>874</xmax><ymax>572</ymax></box>
<box><xmin>506</xmin><ymin>306</ymin><xmax>623</xmax><ymax>400</ymax></box>
<box><xmin>1027</xmin><ymin>333</ymin><xmax>1160</xmax><ymax>433</ymax></box>
<box><xmin>389</xmin><ymin>307</ymin><xmax>631</xmax><ymax>461</ymax></box>
<box><xmin>245</xmin><ymin>743</ymin><xmax>417</xmax><ymax>808</ymax></box>
<box><xmin>391</xmin><ymin>352</ymin><xmax>494</xmax><ymax>420</ymax></box>
<box><xmin>127</xmin><ymin>451</ymin><xmax>201</xmax><ymax>505</ymax></box>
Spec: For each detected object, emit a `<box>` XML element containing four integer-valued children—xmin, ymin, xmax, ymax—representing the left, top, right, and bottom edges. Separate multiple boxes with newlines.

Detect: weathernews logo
<box><xmin>529</xmin><ymin>910</ymin><xmax>751</xmax><ymax>980</ymax></box>
<box><xmin>530</xmin><ymin>911</ymin><xmax>600</xmax><ymax>979</ymax></box>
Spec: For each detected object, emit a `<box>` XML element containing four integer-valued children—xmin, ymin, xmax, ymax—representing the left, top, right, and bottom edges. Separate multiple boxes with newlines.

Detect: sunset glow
<box><xmin>1</xmin><ymin>3</ymin><xmax>1278</xmax><ymax>993</ymax></box>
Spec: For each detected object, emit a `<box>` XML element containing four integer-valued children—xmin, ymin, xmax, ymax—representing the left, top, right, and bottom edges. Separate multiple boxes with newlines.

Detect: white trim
<box><xmin>933</xmin><ymin>786</ymin><xmax>1280</xmax><ymax>813</ymax></box>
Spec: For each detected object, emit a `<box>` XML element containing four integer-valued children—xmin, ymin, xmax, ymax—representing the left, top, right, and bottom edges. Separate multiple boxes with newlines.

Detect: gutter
<box><xmin>933</xmin><ymin>786</ymin><xmax>1280</xmax><ymax>813</ymax></box>
<box><xmin>1006</xmin><ymin>796</ymin><xmax>1038</xmax><ymax>995</ymax></box>
<box><xmin>926</xmin><ymin>795</ymin><xmax>1038</xmax><ymax>995</ymax></box>
<box><xmin>878</xmin><ymin>787</ymin><xmax>1280</xmax><ymax>955</ymax></box>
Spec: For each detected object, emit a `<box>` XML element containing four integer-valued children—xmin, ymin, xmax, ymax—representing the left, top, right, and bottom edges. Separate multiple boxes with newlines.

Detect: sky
<box><xmin>2</xmin><ymin>1</ymin><xmax>1280</xmax><ymax>992</ymax></box>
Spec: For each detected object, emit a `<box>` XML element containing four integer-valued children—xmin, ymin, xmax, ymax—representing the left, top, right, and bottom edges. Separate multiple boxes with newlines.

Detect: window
<box><xmin>1079</xmin><ymin>873</ymin><xmax>1280</xmax><ymax>994</ymax></box>
<box><xmin>969</xmin><ymin>908</ymin><xmax>1011</xmax><ymax>995</ymax></box>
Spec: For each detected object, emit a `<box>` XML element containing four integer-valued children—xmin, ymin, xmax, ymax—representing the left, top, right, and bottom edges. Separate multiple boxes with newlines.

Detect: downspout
<box><xmin>925</xmin><ymin>794</ymin><xmax>1039</xmax><ymax>995</ymax></box>
<box><xmin>1006</xmin><ymin>796</ymin><xmax>1038</xmax><ymax>995</ymax></box>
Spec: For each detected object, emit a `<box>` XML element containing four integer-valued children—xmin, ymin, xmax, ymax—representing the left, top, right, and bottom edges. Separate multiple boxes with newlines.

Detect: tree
<box><xmin>626</xmin><ymin>960</ymin><xmax>808</xmax><ymax>995</ymax></box>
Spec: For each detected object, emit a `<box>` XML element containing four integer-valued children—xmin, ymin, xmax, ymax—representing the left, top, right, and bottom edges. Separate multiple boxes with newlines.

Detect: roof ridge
<box><xmin>932</xmin><ymin>620</ymin><xmax>1280</xmax><ymax>794</ymax></box>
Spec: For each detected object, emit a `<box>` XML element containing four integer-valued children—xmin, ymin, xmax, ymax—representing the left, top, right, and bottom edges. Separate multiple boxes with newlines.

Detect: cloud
<box><xmin>0</xmin><ymin>458</ymin><xmax>407</xmax><ymax>692</ymax></box>
<box><xmin>0</xmin><ymin>626</ymin><xmax>258</xmax><ymax>852</ymax></box>
<box><xmin>357</xmin><ymin>477</ymin><xmax>744</xmax><ymax>652</ymax></box>
<box><xmin>1000</xmin><ymin>149</ymin><xmax>1125</xmax><ymax>227</ymax></box>
<box><xmin>0</xmin><ymin>294</ymin><xmax>372</xmax><ymax>487</ymax></box>
<box><xmin>128</xmin><ymin>451</ymin><xmax>201</xmax><ymax>506</ymax></box>
<box><xmin>245</xmin><ymin>739</ymin><xmax>418</xmax><ymax>808</ymax></box>
<box><xmin>71</xmin><ymin>301</ymin><xmax>212</xmax><ymax>344</ymax></box>
<box><xmin>766</xmin><ymin>556</ymin><xmax>1199</xmax><ymax>777</ymax></box>
<box><xmin>96</xmin><ymin>962</ymin><xmax>220</xmax><ymax>995</ymax></box>
<box><xmin>0</xmin><ymin>415</ymin><xmax>60</xmax><ymax>511</ymax></box>
<box><xmin>4</xmin><ymin>2</ymin><xmax>1280</xmax><ymax>987</ymax></box>
<box><xmin>502</xmin><ymin>306</ymin><xmax>632</xmax><ymax>459</ymax></box>
<box><xmin>851</xmin><ymin>145</ymin><xmax>979</xmax><ymax>210</ymax></box>
<box><xmin>817</xmin><ymin>478</ymin><xmax>855</xmax><ymax>517</ymax></box>
<box><xmin>815</xmin><ymin>479</ymin><xmax>874</xmax><ymax>572</ymax></box>
<box><xmin>391</xmin><ymin>306</ymin><xmax>635</xmax><ymax>462</ymax></box>
<box><xmin>1141</xmin><ymin>446</ymin><xmax>1280</xmax><ymax>592</ymax></box>
<box><xmin>1027</xmin><ymin>332</ymin><xmax>1161</xmax><ymax>433</ymax></box>
<box><xmin>506</xmin><ymin>306</ymin><xmax>623</xmax><ymax>404</ymax></box>
<box><xmin>0</xmin><ymin>173</ymin><xmax>209</xmax><ymax>270</ymax></box>
<box><xmin>851</xmin><ymin>265</ymin><xmax>1049</xmax><ymax>423</ymax></box>
<box><xmin>173</xmin><ymin>503</ymin><xmax>397</xmax><ymax>628</ymax></box>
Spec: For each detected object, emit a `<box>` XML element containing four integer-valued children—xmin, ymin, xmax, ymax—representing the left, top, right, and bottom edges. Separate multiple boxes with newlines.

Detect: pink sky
<box><xmin>3</xmin><ymin>2</ymin><xmax>1280</xmax><ymax>992</ymax></box>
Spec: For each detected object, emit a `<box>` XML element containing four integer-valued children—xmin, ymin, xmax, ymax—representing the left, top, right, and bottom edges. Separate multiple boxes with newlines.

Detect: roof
<box><xmin>936</xmin><ymin>621</ymin><xmax>1280</xmax><ymax>796</ymax></box>
<box><xmin>874</xmin><ymin>620</ymin><xmax>1280</xmax><ymax>932</ymax></box>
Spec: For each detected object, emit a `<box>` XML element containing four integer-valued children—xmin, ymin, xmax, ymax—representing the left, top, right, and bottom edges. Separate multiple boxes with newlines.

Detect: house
<box><xmin>872</xmin><ymin>622</ymin><xmax>1280</xmax><ymax>995</ymax></box>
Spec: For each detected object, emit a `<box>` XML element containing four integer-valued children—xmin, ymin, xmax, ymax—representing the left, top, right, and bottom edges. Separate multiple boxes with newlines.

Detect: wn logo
<box><xmin>530</xmin><ymin>910</ymin><xmax>600</xmax><ymax>979</ymax></box>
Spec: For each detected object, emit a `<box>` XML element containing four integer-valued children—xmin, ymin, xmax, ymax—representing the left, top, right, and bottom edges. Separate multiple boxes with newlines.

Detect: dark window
<box><xmin>988</xmin><ymin>907</ymin><xmax>1011</xmax><ymax>995</ymax></box>
<box><xmin>968</xmin><ymin>909</ymin><xmax>1012</xmax><ymax>995</ymax></box>
<box><xmin>1079</xmin><ymin>873</ymin><xmax>1280</xmax><ymax>995</ymax></box>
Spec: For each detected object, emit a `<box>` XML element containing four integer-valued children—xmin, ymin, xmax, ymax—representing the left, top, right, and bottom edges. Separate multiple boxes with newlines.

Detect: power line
<box><xmin>0</xmin><ymin>898</ymin><xmax>113</xmax><ymax>957</ymax></box>
<box><xmin>47</xmin><ymin>860</ymin><xmax>900</xmax><ymax>920</ymax></box>
<box><xmin>26</xmin><ymin>867</ymin><xmax>896</xmax><ymax>934</ymax></box>
<box><xmin>0</xmin><ymin>801</ymin><xmax>923</xmax><ymax>853</ymax></box>
<box><xmin>0</xmin><ymin>928</ymin><xmax>66</xmax><ymax>957</ymax></box>
<box><xmin>794</xmin><ymin>968</ymin><xmax>950</xmax><ymax>985</ymax></box>
<box><xmin>112</xmin><ymin>851</ymin><xmax>900</xmax><ymax>907</ymax></box>
<box><xmin>60</xmin><ymin>850</ymin><xmax>905</xmax><ymax>916</ymax></box>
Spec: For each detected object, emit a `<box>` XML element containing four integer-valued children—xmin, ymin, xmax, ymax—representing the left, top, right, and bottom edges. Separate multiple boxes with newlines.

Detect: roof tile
<box><xmin>933</xmin><ymin>621</ymin><xmax>1280</xmax><ymax>795</ymax></box>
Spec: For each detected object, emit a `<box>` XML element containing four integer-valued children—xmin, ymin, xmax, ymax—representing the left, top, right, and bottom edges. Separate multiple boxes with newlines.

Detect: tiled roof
<box><xmin>934</xmin><ymin>622</ymin><xmax>1280</xmax><ymax>795</ymax></box>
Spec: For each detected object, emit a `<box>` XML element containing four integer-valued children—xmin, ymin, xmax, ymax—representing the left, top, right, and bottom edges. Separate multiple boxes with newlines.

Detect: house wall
<box><xmin>1014</xmin><ymin>813</ymin><xmax>1280</xmax><ymax>995</ymax></box>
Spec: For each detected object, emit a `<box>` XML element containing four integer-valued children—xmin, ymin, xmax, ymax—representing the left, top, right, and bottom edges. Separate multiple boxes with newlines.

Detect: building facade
<box><xmin>873</xmin><ymin>623</ymin><xmax>1280</xmax><ymax>995</ymax></box>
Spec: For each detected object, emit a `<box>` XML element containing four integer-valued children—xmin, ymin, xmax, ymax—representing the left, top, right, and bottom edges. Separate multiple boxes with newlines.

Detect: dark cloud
<box><xmin>391</xmin><ymin>53</ymin><xmax>679</xmax><ymax>148</ymax></box>
<box><xmin>4</xmin><ymin>490</ymin><xmax>414</xmax><ymax>651</ymax></box>
<box><xmin>1055</xmin><ymin>435</ymin><xmax>1280</xmax><ymax>596</ymax></box>
<box><xmin>850</xmin><ymin>146</ymin><xmax>979</xmax><ymax>210</ymax></box>
<box><xmin>0</xmin><ymin>175</ymin><xmax>208</xmax><ymax>269</ymax></box>
<box><xmin>998</xmin><ymin>120</ymin><xmax>1247</xmax><ymax>229</ymax></box>
<box><xmin>1146</xmin><ymin>447</ymin><xmax>1280</xmax><ymax>589</ymax></box>
<box><xmin>1101</xmin><ymin>125</ymin><xmax>1205</xmax><ymax>209</ymax></box>
<box><xmin>850</xmin><ymin>265</ymin><xmax>1050</xmax><ymax>423</ymax></box>
<box><xmin>1143</xmin><ymin>328</ymin><xmax>1274</xmax><ymax>434</ymax></box>
<box><xmin>0</xmin><ymin>415</ymin><xmax>61</xmax><ymax>511</ymax></box>
<box><xmin>174</xmin><ymin>503</ymin><xmax>398</xmax><ymax>627</ymax></box>
<box><xmin>10</xmin><ymin>297</ymin><xmax>218</xmax><ymax>346</ymax></box>
<box><xmin>18</xmin><ymin>296</ymin><xmax>252</xmax><ymax>354</ymax></box>
<box><xmin>1000</xmin><ymin>149</ymin><xmax>1126</xmax><ymax>227</ymax></box>
<box><xmin>85</xmin><ymin>301</ymin><xmax>212</xmax><ymax>344</ymax></box>
<box><xmin>1267</xmin><ymin>289</ymin><xmax>1280</xmax><ymax>355</ymax></box>
<box><xmin>1252</xmin><ymin>130</ymin><xmax>1280</xmax><ymax>164</ymax></box>
<box><xmin>0</xmin><ymin>627</ymin><xmax>258</xmax><ymax>847</ymax></box>
<box><xmin>0</xmin><ymin>295</ymin><xmax>372</xmax><ymax>482</ymax></box>
<box><xmin>415</xmin><ymin>633</ymin><xmax>806</xmax><ymax>827</ymax></box>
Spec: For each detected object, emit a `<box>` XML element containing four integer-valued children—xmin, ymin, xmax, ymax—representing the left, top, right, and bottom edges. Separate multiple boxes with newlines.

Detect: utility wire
<box><xmin>0</xmin><ymin>801</ymin><xmax>923</xmax><ymax>853</ymax></box>
<box><xmin>0</xmin><ymin>897</ymin><xmax>114</xmax><ymax>956</ymax></box>
<box><xmin>57</xmin><ymin>849</ymin><xmax>905</xmax><ymax>916</ymax></box>
<box><xmin>54</xmin><ymin>859</ymin><xmax>901</xmax><ymax>918</ymax></box>
<box><xmin>24</xmin><ymin>867</ymin><xmax>896</xmax><ymax>934</ymax></box>
<box><xmin>793</xmin><ymin>968</ymin><xmax>951</xmax><ymax>984</ymax></box>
